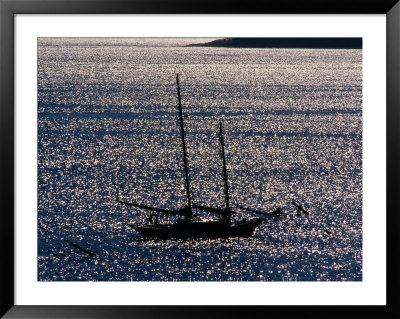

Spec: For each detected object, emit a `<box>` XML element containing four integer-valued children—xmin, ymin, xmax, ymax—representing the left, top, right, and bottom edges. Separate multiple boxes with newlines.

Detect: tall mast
<box><xmin>176</xmin><ymin>74</ymin><xmax>192</xmax><ymax>216</ymax></box>
<box><xmin>219</xmin><ymin>120</ymin><xmax>231</xmax><ymax>215</ymax></box>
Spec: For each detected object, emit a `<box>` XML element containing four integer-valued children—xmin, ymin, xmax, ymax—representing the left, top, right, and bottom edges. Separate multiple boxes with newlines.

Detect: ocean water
<box><xmin>37</xmin><ymin>38</ymin><xmax>362</xmax><ymax>281</ymax></box>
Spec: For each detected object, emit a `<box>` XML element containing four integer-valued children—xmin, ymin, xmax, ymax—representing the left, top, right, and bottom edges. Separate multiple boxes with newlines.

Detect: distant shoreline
<box><xmin>187</xmin><ymin>38</ymin><xmax>362</xmax><ymax>49</ymax></box>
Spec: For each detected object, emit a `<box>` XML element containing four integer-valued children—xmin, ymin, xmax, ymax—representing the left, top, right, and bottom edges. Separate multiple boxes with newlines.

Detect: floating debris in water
<box><xmin>291</xmin><ymin>201</ymin><xmax>310</xmax><ymax>215</ymax></box>
<box><xmin>65</xmin><ymin>239</ymin><xmax>95</xmax><ymax>257</ymax></box>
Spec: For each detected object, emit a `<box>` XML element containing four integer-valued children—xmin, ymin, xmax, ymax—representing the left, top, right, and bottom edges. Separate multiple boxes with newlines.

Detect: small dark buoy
<box><xmin>184</xmin><ymin>113</ymin><xmax>188</xmax><ymax>118</ymax></box>
<box><xmin>65</xmin><ymin>239</ymin><xmax>95</xmax><ymax>257</ymax></box>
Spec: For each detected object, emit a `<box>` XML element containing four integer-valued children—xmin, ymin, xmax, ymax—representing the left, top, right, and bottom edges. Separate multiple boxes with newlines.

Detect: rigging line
<box><xmin>219</xmin><ymin>119</ymin><xmax>230</xmax><ymax>214</ymax></box>
<box><xmin>176</xmin><ymin>74</ymin><xmax>192</xmax><ymax>216</ymax></box>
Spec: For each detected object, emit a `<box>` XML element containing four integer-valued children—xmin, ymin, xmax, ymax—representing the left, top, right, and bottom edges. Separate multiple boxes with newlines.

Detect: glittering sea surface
<box><xmin>37</xmin><ymin>38</ymin><xmax>362</xmax><ymax>281</ymax></box>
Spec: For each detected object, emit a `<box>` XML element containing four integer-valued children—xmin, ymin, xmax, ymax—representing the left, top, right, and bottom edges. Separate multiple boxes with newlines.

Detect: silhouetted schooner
<box><xmin>117</xmin><ymin>74</ymin><xmax>279</xmax><ymax>239</ymax></box>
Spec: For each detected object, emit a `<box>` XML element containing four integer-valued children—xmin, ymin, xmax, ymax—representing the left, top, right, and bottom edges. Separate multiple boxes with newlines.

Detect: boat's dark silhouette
<box><xmin>118</xmin><ymin>74</ymin><xmax>270</xmax><ymax>239</ymax></box>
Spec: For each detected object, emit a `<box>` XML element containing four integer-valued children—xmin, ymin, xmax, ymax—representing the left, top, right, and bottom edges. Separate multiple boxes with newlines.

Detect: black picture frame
<box><xmin>1</xmin><ymin>0</ymin><xmax>399</xmax><ymax>318</ymax></box>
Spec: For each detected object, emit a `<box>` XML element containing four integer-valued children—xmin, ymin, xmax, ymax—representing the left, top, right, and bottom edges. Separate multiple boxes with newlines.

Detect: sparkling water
<box><xmin>38</xmin><ymin>38</ymin><xmax>362</xmax><ymax>281</ymax></box>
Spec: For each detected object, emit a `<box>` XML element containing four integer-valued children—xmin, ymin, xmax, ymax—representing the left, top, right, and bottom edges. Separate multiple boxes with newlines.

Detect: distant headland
<box><xmin>187</xmin><ymin>38</ymin><xmax>362</xmax><ymax>49</ymax></box>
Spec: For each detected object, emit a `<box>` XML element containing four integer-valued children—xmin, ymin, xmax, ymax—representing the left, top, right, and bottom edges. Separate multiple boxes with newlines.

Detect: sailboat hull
<box><xmin>128</xmin><ymin>218</ymin><xmax>265</xmax><ymax>239</ymax></box>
